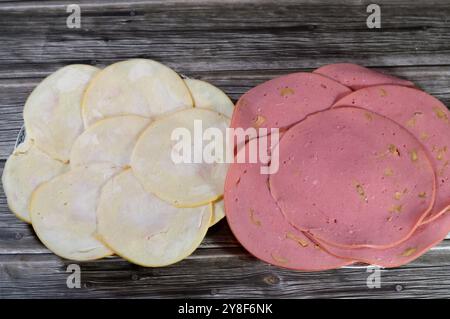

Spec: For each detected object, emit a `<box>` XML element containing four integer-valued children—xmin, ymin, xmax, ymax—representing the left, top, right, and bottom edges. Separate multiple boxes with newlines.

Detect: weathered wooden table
<box><xmin>1</xmin><ymin>0</ymin><xmax>450</xmax><ymax>298</ymax></box>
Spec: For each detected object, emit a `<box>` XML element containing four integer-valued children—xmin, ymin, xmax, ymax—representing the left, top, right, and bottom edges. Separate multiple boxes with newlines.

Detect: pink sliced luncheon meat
<box><xmin>314</xmin><ymin>63</ymin><xmax>414</xmax><ymax>90</ymax></box>
<box><xmin>312</xmin><ymin>207</ymin><xmax>450</xmax><ymax>268</ymax></box>
<box><xmin>224</xmin><ymin>138</ymin><xmax>352</xmax><ymax>271</ymax></box>
<box><xmin>333</xmin><ymin>85</ymin><xmax>450</xmax><ymax>224</ymax></box>
<box><xmin>230</xmin><ymin>72</ymin><xmax>351</xmax><ymax>134</ymax></box>
<box><xmin>269</xmin><ymin>107</ymin><xmax>436</xmax><ymax>249</ymax></box>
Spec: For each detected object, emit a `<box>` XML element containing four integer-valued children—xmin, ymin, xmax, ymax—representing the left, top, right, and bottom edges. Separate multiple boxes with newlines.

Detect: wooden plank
<box><xmin>2</xmin><ymin>244</ymin><xmax>450</xmax><ymax>299</ymax></box>
<box><xmin>0</xmin><ymin>0</ymin><xmax>449</xmax><ymax>77</ymax></box>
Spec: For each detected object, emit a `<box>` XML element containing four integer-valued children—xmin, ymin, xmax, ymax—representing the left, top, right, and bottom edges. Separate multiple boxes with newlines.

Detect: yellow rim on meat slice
<box><xmin>184</xmin><ymin>78</ymin><xmax>234</xmax><ymax>118</ymax></box>
<box><xmin>82</xmin><ymin>59</ymin><xmax>193</xmax><ymax>128</ymax></box>
<box><xmin>29</xmin><ymin>164</ymin><xmax>120</xmax><ymax>261</ymax></box>
<box><xmin>2</xmin><ymin>140</ymin><xmax>68</xmax><ymax>223</ymax></box>
<box><xmin>23</xmin><ymin>65</ymin><xmax>99</xmax><ymax>162</ymax></box>
<box><xmin>96</xmin><ymin>169</ymin><xmax>211</xmax><ymax>267</ymax></box>
<box><xmin>209</xmin><ymin>198</ymin><xmax>225</xmax><ymax>227</ymax></box>
<box><xmin>130</xmin><ymin>108</ymin><xmax>229</xmax><ymax>207</ymax></box>
<box><xmin>70</xmin><ymin>115</ymin><xmax>150</xmax><ymax>168</ymax></box>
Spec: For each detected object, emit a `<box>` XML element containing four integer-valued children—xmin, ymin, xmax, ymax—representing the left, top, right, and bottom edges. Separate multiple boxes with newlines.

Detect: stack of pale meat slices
<box><xmin>225</xmin><ymin>63</ymin><xmax>450</xmax><ymax>270</ymax></box>
<box><xmin>2</xmin><ymin>59</ymin><xmax>232</xmax><ymax>266</ymax></box>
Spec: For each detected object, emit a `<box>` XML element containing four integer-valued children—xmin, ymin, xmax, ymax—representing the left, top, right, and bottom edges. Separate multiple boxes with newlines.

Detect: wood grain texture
<box><xmin>1</xmin><ymin>0</ymin><xmax>450</xmax><ymax>299</ymax></box>
<box><xmin>3</xmin><ymin>246</ymin><xmax>450</xmax><ymax>299</ymax></box>
<box><xmin>0</xmin><ymin>0</ymin><xmax>450</xmax><ymax>77</ymax></box>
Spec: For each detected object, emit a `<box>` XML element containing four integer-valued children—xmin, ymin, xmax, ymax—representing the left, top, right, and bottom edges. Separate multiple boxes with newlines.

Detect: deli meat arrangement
<box><xmin>3</xmin><ymin>60</ymin><xmax>450</xmax><ymax>271</ymax></box>
<box><xmin>225</xmin><ymin>63</ymin><xmax>450</xmax><ymax>270</ymax></box>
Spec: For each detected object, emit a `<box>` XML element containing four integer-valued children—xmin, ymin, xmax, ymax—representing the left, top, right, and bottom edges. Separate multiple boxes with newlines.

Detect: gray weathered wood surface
<box><xmin>1</xmin><ymin>0</ymin><xmax>450</xmax><ymax>298</ymax></box>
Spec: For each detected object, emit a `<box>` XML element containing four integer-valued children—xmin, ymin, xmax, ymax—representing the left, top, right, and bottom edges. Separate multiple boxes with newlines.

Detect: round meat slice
<box><xmin>314</xmin><ymin>63</ymin><xmax>414</xmax><ymax>90</ymax></box>
<box><xmin>82</xmin><ymin>59</ymin><xmax>193</xmax><ymax>127</ymax></box>
<box><xmin>29</xmin><ymin>164</ymin><xmax>119</xmax><ymax>261</ymax></box>
<box><xmin>96</xmin><ymin>169</ymin><xmax>211</xmax><ymax>267</ymax></box>
<box><xmin>24</xmin><ymin>64</ymin><xmax>99</xmax><ymax>162</ymax></box>
<box><xmin>313</xmin><ymin>206</ymin><xmax>450</xmax><ymax>268</ymax></box>
<box><xmin>2</xmin><ymin>140</ymin><xmax>68</xmax><ymax>223</ymax></box>
<box><xmin>230</xmin><ymin>72</ymin><xmax>351</xmax><ymax>134</ymax></box>
<box><xmin>224</xmin><ymin>138</ymin><xmax>352</xmax><ymax>270</ymax></box>
<box><xmin>184</xmin><ymin>78</ymin><xmax>234</xmax><ymax>118</ymax></box>
<box><xmin>209</xmin><ymin>199</ymin><xmax>225</xmax><ymax>226</ymax></box>
<box><xmin>130</xmin><ymin>108</ymin><xmax>229</xmax><ymax>207</ymax></box>
<box><xmin>269</xmin><ymin>107</ymin><xmax>435</xmax><ymax>249</ymax></box>
<box><xmin>70</xmin><ymin>115</ymin><xmax>150</xmax><ymax>168</ymax></box>
<box><xmin>333</xmin><ymin>85</ymin><xmax>450</xmax><ymax>224</ymax></box>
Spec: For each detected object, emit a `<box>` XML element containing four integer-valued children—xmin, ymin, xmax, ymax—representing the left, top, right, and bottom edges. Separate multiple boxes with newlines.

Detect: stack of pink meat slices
<box><xmin>225</xmin><ymin>63</ymin><xmax>450</xmax><ymax>270</ymax></box>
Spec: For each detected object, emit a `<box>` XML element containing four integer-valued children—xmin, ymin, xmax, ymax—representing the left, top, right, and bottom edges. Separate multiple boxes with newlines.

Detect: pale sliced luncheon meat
<box><xmin>209</xmin><ymin>199</ymin><xmax>225</xmax><ymax>227</ymax></box>
<box><xmin>70</xmin><ymin>115</ymin><xmax>150</xmax><ymax>168</ymax></box>
<box><xmin>269</xmin><ymin>107</ymin><xmax>435</xmax><ymax>249</ymax></box>
<box><xmin>29</xmin><ymin>164</ymin><xmax>118</xmax><ymax>261</ymax></box>
<box><xmin>24</xmin><ymin>64</ymin><xmax>99</xmax><ymax>162</ymax></box>
<box><xmin>2</xmin><ymin>140</ymin><xmax>68</xmax><ymax>223</ymax></box>
<box><xmin>224</xmin><ymin>138</ymin><xmax>352</xmax><ymax>270</ymax></box>
<box><xmin>96</xmin><ymin>169</ymin><xmax>211</xmax><ymax>267</ymax></box>
<box><xmin>314</xmin><ymin>63</ymin><xmax>414</xmax><ymax>90</ymax></box>
<box><xmin>230</xmin><ymin>72</ymin><xmax>351</xmax><ymax>134</ymax></box>
<box><xmin>130</xmin><ymin>108</ymin><xmax>229</xmax><ymax>207</ymax></box>
<box><xmin>184</xmin><ymin>78</ymin><xmax>232</xmax><ymax>222</ymax></box>
<box><xmin>82</xmin><ymin>59</ymin><xmax>193</xmax><ymax>127</ymax></box>
<box><xmin>184</xmin><ymin>78</ymin><xmax>234</xmax><ymax>118</ymax></box>
<box><xmin>312</xmin><ymin>206</ymin><xmax>450</xmax><ymax>268</ymax></box>
<box><xmin>333</xmin><ymin>85</ymin><xmax>450</xmax><ymax>224</ymax></box>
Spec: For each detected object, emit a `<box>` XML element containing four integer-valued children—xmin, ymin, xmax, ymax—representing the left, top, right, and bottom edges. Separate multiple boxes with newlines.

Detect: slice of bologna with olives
<box><xmin>82</xmin><ymin>59</ymin><xmax>193</xmax><ymax>128</ymax></box>
<box><xmin>314</xmin><ymin>63</ymin><xmax>414</xmax><ymax>90</ymax></box>
<box><xmin>312</xmin><ymin>206</ymin><xmax>450</xmax><ymax>268</ymax></box>
<box><xmin>96</xmin><ymin>169</ymin><xmax>211</xmax><ymax>267</ymax></box>
<box><xmin>29</xmin><ymin>164</ymin><xmax>119</xmax><ymax>261</ymax></box>
<box><xmin>333</xmin><ymin>85</ymin><xmax>450</xmax><ymax>224</ymax></box>
<box><xmin>130</xmin><ymin>108</ymin><xmax>229</xmax><ymax>207</ymax></box>
<box><xmin>269</xmin><ymin>107</ymin><xmax>435</xmax><ymax>249</ymax></box>
<box><xmin>24</xmin><ymin>64</ymin><xmax>99</xmax><ymax>162</ymax></box>
<box><xmin>70</xmin><ymin>115</ymin><xmax>150</xmax><ymax>168</ymax></box>
<box><xmin>224</xmin><ymin>138</ymin><xmax>352</xmax><ymax>270</ymax></box>
<box><xmin>184</xmin><ymin>78</ymin><xmax>234</xmax><ymax>119</ymax></box>
<box><xmin>2</xmin><ymin>140</ymin><xmax>68</xmax><ymax>223</ymax></box>
<box><xmin>230</xmin><ymin>72</ymin><xmax>351</xmax><ymax>134</ymax></box>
